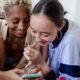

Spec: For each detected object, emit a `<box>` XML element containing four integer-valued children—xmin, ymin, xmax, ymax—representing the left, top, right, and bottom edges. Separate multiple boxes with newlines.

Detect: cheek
<box><xmin>8</xmin><ymin>24</ymin><xmax>18</xmax><ymax>34</ymax></box>
<box><xmin>43</xmin><ymin>34</ymin><xmax>57</xmax><ymax>43</ymax></box>
<box><xmin>7</xmin><ymin>21</ymin><xmax>16</xmax><ymax>29</ymax></box>
<box><xmin>9</xmin><ymin>25</ymin><xmax>17</xmax><ymax>31</ymax></box>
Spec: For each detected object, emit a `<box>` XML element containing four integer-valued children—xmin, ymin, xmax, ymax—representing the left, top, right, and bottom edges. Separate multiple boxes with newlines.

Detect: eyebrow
<box><xmin>10</xmin><ymin>16</ymin><xmax>29</xmax><ymax>20</ymax></box>
<box><xmin>10</xmin><ymin>17</ymin><xmax>19</xmax><ymax>21</ymax></box>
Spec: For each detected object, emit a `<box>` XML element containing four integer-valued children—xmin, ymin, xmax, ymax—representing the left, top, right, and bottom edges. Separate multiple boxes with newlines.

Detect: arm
<box><xmin>0</xmin><ymin>37</ymin><xmax>5</xmax><ymax>70</ymax></box>
<box><xmin>0</xmin><ymin>69</ymin><xmax>24</xmax><ymax>80</ymax></box>
<box><xmin>23</xmin><ymin>45</ymin><xmax>56</xmax><ymax>80</ymax></box>
<box><xmin>40</xmin><ymin>45</ymin><xmax>49</xmax><ymax>62</ymax></box>
<box><xmin>58</xmin><ymin>38</ymin><xmax>80</xmax><ymax>80</ymax></box>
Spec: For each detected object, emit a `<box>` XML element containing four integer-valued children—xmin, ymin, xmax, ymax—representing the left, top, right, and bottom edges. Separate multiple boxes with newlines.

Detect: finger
<box><xmin>30</xmin><ymin>41</ymin><xmax>40</xmax><ymax>50</ymax></box>
<box><xmin>23</xmin><ymin>51</ymin><xmax>30</xmax><ymax>61</ymax></box>
<box><xmin>37</xmin><ymin>71</ymin><xmax>44</xmax><ymax>80</ymax></box>
<box><xmin>11</xmin><ymin>68</ymin><xmax>24</xmax><ymax>74</ymax></box>
<box><xmin>30</xmin><ymin>65</ymin><xmax>41</xmax><ymax>73</ymax></box>
<box><xmin>35</xmin><ymin>79</ymin><xmax>41</xmax><ymax>80</ymax></box>
<box><xmin>25</xmin><ymin>61</ymin><xmax>32</xmax><ymax>68</ymax></box>
<box><xmin>24</xmin><ymin>47</ymin><xmax>35</xmax><ymax>57</ymax></box>
<box><xmin>24</xmin><ymin>48</ymin><xmax>29</xmax><ymax>54</ymax></box>
<box><xmin>28</xmin><ymin>46</ymin><xmax>39</xmax><ymax>55</ymax></box>
<box><xmin>32</xmin><ymin>41</ymin><xmax>38</xmax><ymax>48</ymax></box>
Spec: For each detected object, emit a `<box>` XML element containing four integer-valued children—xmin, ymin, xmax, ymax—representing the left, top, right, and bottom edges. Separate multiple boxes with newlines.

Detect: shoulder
<box><xmin>60</xmin><ymin>36</ymin><xmax>80</xmax><ymax>66</ymax></box>
<box><xmin>61</xmin><ymin>20</ymin><xmax>80</xmax><ymax>46</ymax></box>
<box><xmin>59</xmin><ymin>21</ymin><xmax>80</xmax><ymax>65</ymax></box>
<box><xmin>0</xmin><ymin>20</ymin><xmax>8</xmax><ymax>40</ymax></box>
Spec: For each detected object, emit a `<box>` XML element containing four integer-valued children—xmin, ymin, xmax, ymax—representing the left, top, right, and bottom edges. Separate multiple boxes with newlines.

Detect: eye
<box><xmin>12</xmin><ymin>20</ymin><xmax>19</xmax><ymax>24</ymax></box>
<box><xmin>42</xmin><ymin>32</ymin><xmax>51</xmax><ymax>37</ymax></box>
<box><xmin>31</xmin><ymin>30</ymin><xmax>37</xmax><ymax>34</ymax></box>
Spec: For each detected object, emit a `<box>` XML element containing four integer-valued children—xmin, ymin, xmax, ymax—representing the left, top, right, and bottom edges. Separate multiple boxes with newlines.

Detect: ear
<box><xmin>4</xmin><ymin>13</ymin><xmax>8</xmax><ymax>21</ymax></box>
<box><xmin>57</xmin><ymin>20</ymin><xmax>65</xmax><ymax>31</ymax></box>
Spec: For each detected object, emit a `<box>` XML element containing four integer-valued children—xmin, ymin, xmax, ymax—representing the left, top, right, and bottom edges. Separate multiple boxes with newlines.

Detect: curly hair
<box><xmin>3</xmin><ymin>0</ymin><xmax>31</xmax><ymax>15</ymax></box>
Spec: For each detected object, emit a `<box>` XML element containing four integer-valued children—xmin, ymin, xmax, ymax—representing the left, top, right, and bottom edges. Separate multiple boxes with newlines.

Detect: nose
<box><xmin>18</xmin><ymin>21</ymin><xmax>24</xmax><ymax>30</ymax></box>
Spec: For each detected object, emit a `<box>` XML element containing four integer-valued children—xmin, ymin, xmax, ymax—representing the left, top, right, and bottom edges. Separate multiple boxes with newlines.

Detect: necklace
<box><xmin>8</xmin><ymin>37</ymin><xmax>18</xmax><ymax>50</ymax></box>
<box><xmin>12</xmin><ymin>38</ymin><xmax>18</xmax><ymax>49</ymax></box>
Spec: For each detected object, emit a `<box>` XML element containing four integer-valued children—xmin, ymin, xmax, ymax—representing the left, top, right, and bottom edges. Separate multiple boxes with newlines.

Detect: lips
<box><xmin>40</xmin><ymin>40</ymin><xmax>47</xmax><ymax>44</ymax></box>
<box><xmin>16</xmin><ymin>31</ymin><xmax>25</xmax><ymax>36</ymax></box>
<box><xmin>17</xmin><ymin>31</ymin><xmax>24</xmax><ymax>35</ymax></box>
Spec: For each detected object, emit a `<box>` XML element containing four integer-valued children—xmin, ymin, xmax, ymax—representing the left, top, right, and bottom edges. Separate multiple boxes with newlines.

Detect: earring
<box><xmin>57</xmin><ymin>30</ymin><xmax>62</xmax><ymax>40</ymax></box>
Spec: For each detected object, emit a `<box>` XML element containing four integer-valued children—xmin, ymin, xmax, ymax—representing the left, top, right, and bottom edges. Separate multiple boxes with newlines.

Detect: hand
<box><xmin>24</xmin><ymin>40</ymin><xmax>43</xmax><ymax>65</ymax></box>
<box><xmin>24</xmin><ymin>65</ymin><xmax>44</xmax><ymax>80</ymax></box>
<box><xmin>23</xmin><ymin>43</ymin><xmax>50</xmax><ymax>77</ymax></box>
<box><xmin>23</xmin><ymin>45</ymin><xmax>44</xmax><ymax>65</ymax></box>
<box><xmin>0</xmin><ymin>68</ymin><xmax>24</xmax><ymax>80</ymax></box>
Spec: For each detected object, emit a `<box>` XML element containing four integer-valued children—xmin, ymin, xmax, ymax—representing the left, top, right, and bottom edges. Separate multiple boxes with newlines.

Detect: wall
<box><xmin>32</xmin><ymin>0</ymin><xmax>40</xmax><ymax>10</ymax></box>
<box><xmin>59</xmin><ymin>0</ymin><xmax>76</xmax><ymax>20</ymax></box>
<box><xmin>75</xmin><ymin>0</ymin><xmax>80</xmax><ymax>25</ymax></box>
<box><xmin>59</xmin><ymin>0</ymin><xmax>79</xmax><ymax>25</ymax></box>
<box><xmin>0</xmin><ymin>0</ymin><xmax>3</xmax><ymax>8</ymax></box>
<box><xmin>0</xmin><ymin>0</ymin><xmax>80</xmax><ymax>25</ymax></box>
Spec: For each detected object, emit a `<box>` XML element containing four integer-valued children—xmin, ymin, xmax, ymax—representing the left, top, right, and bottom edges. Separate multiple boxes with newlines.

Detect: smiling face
<box><xmin>30</xmin><ymin>13</ymin><xmax>62</xmax><ymax>46</ymax></box>
<box><xmin>5</xmin><ymin>4</ymin><xmax>30</xmax><ymax>37</ymax></box>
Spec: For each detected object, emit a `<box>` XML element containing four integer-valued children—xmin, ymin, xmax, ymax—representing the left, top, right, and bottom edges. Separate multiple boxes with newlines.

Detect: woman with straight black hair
<box><xmin>24</xmin><ymin>0</ymin><xmax>80</xmax><ymax>80</ymax></box>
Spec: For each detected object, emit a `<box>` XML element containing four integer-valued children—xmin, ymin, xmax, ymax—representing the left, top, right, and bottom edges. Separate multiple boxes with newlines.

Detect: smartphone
<box><xmin>21</xmin><ymin>73</ymin><xmax>41</xmax><ymax>79</ymax></box>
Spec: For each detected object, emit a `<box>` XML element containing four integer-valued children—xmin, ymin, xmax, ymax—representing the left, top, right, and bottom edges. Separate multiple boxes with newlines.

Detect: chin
<box><xmin>39</xmin><ymin>43</ymin><xmax>48</xmax><ymax>46</ymax></box>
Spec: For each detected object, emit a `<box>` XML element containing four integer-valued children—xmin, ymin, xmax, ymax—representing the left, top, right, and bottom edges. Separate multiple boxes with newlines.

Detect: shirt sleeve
<box><xmin>58</xmin><ymin>37</ymin><xmax>80</xmax><ymax>80</ymax></box>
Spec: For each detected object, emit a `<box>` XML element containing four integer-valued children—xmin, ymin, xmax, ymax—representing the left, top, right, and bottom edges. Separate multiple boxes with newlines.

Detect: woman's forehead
<box><xmin>6</xmin><ymin>5</ymin><xmax>29</xmax><ymax>17</ymax></box>
<box><xmin>30</xmin><ymin>14</ymin><xmax>56</xmax><ymax>29</ymax></box>
<box><xmin>8</xmin><ymin>4</ymin><xmax>28</xmax><ymax>12</ymax></box>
